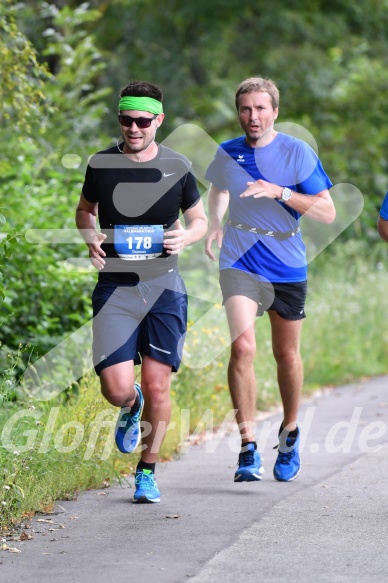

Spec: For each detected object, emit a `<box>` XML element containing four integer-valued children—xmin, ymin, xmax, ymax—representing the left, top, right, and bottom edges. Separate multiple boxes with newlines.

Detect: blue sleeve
<box><xmin>205</xmin><ymin>146</ymin><xmax>229</xmax><ymax>191</ymax></box>
<box><xmin>296</xmin><ymin>143</ymin><xmax>333</xmax><ymax>195</ymax></box>
<box><xmin>379</xmin><ymin>192</ymin><xmax>388</xmax><ymax>220</ymax></box>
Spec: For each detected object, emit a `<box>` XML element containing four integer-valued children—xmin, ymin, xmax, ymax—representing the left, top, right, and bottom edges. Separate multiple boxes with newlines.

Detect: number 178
<box><xmin>126</xmin><ymin>236</ymin><xmax>152</xmax><ymax>250</ymax></box>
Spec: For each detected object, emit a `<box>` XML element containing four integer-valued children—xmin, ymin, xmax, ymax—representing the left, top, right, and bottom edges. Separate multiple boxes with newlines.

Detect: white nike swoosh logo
<box><xmin>163</xmin><ymin>172</ymin><xmax>176</xmax><ymax>177</ymax></box>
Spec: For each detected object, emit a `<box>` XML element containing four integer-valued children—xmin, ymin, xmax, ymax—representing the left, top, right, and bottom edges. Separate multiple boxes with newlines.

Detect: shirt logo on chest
<box><xmin>236</xmin><ymin>155</ymin><xmax>245</xmax><ymax>163</ymax></box>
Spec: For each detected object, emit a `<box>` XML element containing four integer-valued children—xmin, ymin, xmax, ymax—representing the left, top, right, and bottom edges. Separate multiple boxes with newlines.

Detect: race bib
<box><xmin>114</xmin><ymin>225</ymin><xmax>164</xmax><ymax>260</ymax></box>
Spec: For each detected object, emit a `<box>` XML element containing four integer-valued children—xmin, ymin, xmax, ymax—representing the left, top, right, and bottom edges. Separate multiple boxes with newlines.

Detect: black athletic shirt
<box><xmin>82</xmin><ymin>143</ymin><xmax>201</xmax><ymax>283</ymax></box>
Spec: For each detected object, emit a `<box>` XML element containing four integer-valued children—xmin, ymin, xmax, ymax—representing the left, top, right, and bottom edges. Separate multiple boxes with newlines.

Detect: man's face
<box><xmin>119</xmin><ymin>110</ymin><xmax>164</xmax><ymax>154</ymax></box>
<box><xmin>237</xmin><ymin>91</ymin><xmax>278</xmax><ymax>147</ymax></box>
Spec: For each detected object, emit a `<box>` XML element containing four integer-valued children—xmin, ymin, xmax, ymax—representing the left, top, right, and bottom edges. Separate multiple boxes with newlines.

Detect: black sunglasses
<box><xmin>118</xmin><ymin>113</ymin><xmax>157</xmax><ymax>128</ymax></box>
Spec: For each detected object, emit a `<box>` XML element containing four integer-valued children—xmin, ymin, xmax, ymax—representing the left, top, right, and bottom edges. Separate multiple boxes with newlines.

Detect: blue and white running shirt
<box><xmin>205</xmin><ymin>133</ymin><xmax>333</xmax><ymax>282</ymax></box>
<box><xmin>379</xmin><ymin>191</ymin><xmax>388</xmax><ymax>220</ymax></box>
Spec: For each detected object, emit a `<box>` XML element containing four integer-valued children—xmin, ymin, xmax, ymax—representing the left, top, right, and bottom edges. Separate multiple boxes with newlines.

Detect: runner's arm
<box><xmin>163</xmin><ymin>199</ymin><xmax>208</xmax><ymax>255</ymax></box>
<box><xmin>377</xmin><ymin>217</ymin><xmax>388</xmax><ymax>242</ymax></box>
<box><xmin>205</xmin><ymin>184</ymin><xmax>230</xmax><ymax>261</ymax></box>
<box><xmin>240</xmin><ymin>180</ymin><xmax>336</xmax><ymax>224</ymax></box>
<box><xmin>75</xmin><ymin>192</ymin><xmax>106</xmax><ymax>270</ymax></box>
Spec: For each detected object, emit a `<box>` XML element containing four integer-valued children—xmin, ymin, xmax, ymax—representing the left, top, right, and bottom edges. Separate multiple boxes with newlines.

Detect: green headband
<box><xmin>118</xmin><ymin>96</ymin><xmax>163</xmax><ymax>115</ymax></box>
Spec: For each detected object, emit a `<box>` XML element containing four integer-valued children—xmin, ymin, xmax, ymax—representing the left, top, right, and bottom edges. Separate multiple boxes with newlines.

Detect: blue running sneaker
<box><xmin>273</xmin><ymin>426</ymin><xmax>301</xmax><ymax>482</ymax></box>
<box><xmin>115</xmin><ymin>383</ymin><xmax>144</xmax><ymax>454</ymax></box>
<box><xmin>133</xmin><ymin>469</ymin><xmax>161</xmax><ymax>504</ymax></box>
<box><xmin>234</xmin><ymin>443</ymin><xmax>264</xmax><ymax>482</ymax></box>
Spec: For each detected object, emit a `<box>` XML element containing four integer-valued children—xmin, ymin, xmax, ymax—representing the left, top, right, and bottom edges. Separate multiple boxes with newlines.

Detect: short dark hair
<box><xmin>119</xmin><ymin>80</ymin><xmax>163</xmax><ymax>102</ymax></box>
<box><xmin>235</xmin><ymin>77</ymin><xmax>279</xmax><ymax>111</ymax></box>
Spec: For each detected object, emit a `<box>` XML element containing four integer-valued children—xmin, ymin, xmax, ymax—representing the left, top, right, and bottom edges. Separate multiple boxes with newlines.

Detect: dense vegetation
<box><xmin>2</xmin><ymin>0</ymin><xmax>388</xmax><ymax>370</ymax></box>
<box><xmin>1</xmin><ymin>0</ymin><xmax>388</xmax><ymax>526</ymax></box>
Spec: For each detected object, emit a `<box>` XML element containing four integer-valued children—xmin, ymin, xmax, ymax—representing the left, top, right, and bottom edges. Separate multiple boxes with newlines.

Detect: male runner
<box><xmin>205</xmin><ymin>77</ymin><xmax>335</xmax><ymax>483</ymax></box>
<box><xmin>76</xmin><ymin>80</ymin><xmax>207</xmax><ymax>502</ymax></box>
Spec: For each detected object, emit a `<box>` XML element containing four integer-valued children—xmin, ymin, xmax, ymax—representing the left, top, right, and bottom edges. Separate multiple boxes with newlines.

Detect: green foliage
<box><xmin>0</xmin><ymin>226</ymin><xmax>22</xmax><ymax>301</ymax></box>
<box><xmin>6</xmin><ymin>0</ymin><xmax>388</xmax><ymax>245</ymax></box>
<box><xmin>2</xmin><ymin>247</ymin><xmax>388</xmax><ymax>528</ymax></box>
<box><xmin>0</xmin><ymin>374</ymin><xmax>132</xmax><ymax>529</ymax></box>
<box><xmin>36</xmin><ymin>1</ymin><xmax>111</xmax><ymax>155</ymax></box>
<box><xmin>94</xmin><ymin>0</ymin><xmax>388</xmax><ymax>236</ymax></box>
<box><xmin>1</xmin><ymin>0</ymin><xmax>388</xmax><ymax>529</ymax></box>
<box><xmin>304</xmin><ymin>240</ymin><xmax>388</xmax><ymax>385</ymax></box>
<box><xmin>0</xmin><ymin>156</ymin><xmax>94</xmax><ymax>365</ymax></box>
<box><xmin>0</xmin><ymin>0</ymin><xmax>50</xmax><ymax>131</ymax></box>
<box><xmin>0</xmin><ymin>2</ymin><xmax>111</xmax><ymax>379</ymax></box>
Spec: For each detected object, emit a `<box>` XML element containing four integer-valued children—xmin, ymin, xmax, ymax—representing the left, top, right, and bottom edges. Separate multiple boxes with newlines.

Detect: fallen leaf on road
<box><xmin>19</xmin><ymin>532</ymin><xmax>33</xmax><ymax>541</ymax></box>
<box><xmin>36</xmin><ymin>503</ymin><xmax>55</xmax><ymax>515</ymax></box>
<box><xmin>8</xmin><ymin>547</ymin><xmax>21</xmax><ymax>553</ymax></box>
<box><xmin>37</xmin><ymin>519</ymin><xmax>54</xmax><ymax>524</ymax></box>
<box><xmin>165</xmin><ymin>514</ymin><xmax>180</xmax><ymax>519</ymax></box>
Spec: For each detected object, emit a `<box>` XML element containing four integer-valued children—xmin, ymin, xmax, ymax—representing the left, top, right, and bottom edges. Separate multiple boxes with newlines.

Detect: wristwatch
<box><xmin>280</xmin><ymin>187</ymin><xmax>292</xmax><ymax>202</ymax></box>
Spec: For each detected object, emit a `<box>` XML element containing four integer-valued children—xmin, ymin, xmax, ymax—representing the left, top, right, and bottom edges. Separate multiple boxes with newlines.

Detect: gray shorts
<box><xmin>219</xmin><ymin>268</ymin><xmax>307</xmax><ymax>320</ymax></box>
<box><xmin>92</xmin><ymin>270</ymin><xmax>187</xmax><ymax>374</ymax></box>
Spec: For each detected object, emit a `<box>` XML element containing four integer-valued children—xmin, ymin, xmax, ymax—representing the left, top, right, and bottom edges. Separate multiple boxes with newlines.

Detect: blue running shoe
<box><xmin>115</xmin><ymin>383</ymin><xmax>144</xmax><ymax>454</ymax></box>
<box><xmin>133</xmin><ymin>469</ymin><xmax>161</xmax><ymax>504</ymax></box>
<box><xmin>273</xmin><ymin>426</ymin><xmax>301</xmax><ymax>482</ymax></box>
<box><xmin>234</xmin><ymin>443</ymin><xmax>264</xmax><ymax>482</ymax></box>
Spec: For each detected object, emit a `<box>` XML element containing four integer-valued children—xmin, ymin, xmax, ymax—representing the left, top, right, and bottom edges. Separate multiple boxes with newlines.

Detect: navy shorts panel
<box><xmin>92</xmin><ymin>270</ymin><xmax>188</xmax><ymax>375</ymax></box>
<box><xmin>219</xmin><ymin>268</ymin><xmax>307</xmax><ymax>321</ymax></box>
<box><xmin>138</xmin><ymin>291</ymin><xmax>187</xmax><ymax>372</ymax></box>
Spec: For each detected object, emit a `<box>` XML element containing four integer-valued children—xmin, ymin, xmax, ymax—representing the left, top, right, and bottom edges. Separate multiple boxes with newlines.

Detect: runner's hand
<box><xmin>163</xmin><ymin>219</ymin><xmax>186</xmax><ymax>255</ymax></box>
<box><xmin>205</xmin><ymin>224</ymin><xmax>223</xmax><ymax>261</ymax></box>
<box><xmin>240</xmin><ymin>179</ymin><xmax>280</xmax><ymax>199</ymax></box>
<box><xmin>88</xmin><ymin>232</ymin><xmax>107</xmax><ymax>270</ymax></box>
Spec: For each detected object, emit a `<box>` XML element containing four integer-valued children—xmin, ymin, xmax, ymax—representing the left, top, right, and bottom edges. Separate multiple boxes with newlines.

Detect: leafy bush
<box><xmin>0</xmin><ymin>2</ymin><xmax>110</xmax><ymax>383</ymax></box>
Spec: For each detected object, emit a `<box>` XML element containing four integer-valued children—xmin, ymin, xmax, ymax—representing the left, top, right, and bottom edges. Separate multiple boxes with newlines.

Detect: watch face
<box><xmin>282</xmin><ymin>188</ymin><xmax>291</xmax><ymax>200</ymax></box>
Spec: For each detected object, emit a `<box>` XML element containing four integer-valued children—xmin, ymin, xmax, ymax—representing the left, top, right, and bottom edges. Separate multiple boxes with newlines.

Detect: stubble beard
<box><xmin>246</xmin><ymin>124</ymin><xmax>274</xmax><ymax>146</ymax></box>
<box><xmin>123</xmin><ymin>132</ymin><xmax>154</xmax><ymax>155</ymax></box>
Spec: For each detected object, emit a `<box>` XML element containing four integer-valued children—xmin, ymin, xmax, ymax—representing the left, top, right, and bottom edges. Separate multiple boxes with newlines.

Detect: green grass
<box><xmin>0</xmin><ymin>376</ymin><xmax>130</xmax><ymax>528</ymax></box>
<box><xmin>1</xmin><ymin>241</ymin><xmax>388</xmax><ymax>528</ymax></box>
<box><xmin>303</xmin><ymin>273</ymin><xmax>388</xmax><ymax>386</ymax></box>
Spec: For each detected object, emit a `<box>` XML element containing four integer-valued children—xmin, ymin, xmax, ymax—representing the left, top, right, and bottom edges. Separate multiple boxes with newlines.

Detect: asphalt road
<box><xmin>1</xmin><ymin>375</ymin><xmax>388</xmax><ymax>583</ymax></box>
